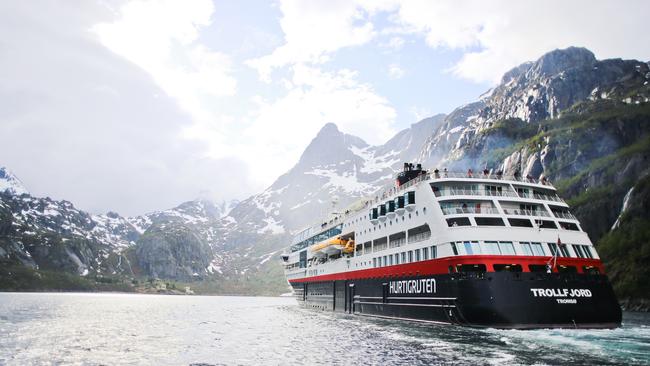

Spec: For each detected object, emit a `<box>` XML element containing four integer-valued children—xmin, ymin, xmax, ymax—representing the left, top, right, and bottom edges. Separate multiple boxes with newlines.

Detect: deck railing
<box><xmin>441</xmin><ymin>207</ymin><xmax>500</xmax><ymax>215</ymax></box>
<box><xmin>553</xmin><ymin>211</ymin><xmax>578</xmax><ymax>220</ymax></box>
<box><xmin>502</xmin><ymin>209</ymin><xmax>550</xmax><ymax>217</ymax></box>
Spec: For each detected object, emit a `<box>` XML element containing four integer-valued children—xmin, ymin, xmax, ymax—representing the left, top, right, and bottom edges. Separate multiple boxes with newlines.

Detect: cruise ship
<box><xmin>282</xmin><ymin>163</ymin><xmax>622</xmax><ymax>329</ymax></box>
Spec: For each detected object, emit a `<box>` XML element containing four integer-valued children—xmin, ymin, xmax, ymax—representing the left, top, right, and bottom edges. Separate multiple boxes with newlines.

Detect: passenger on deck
<box><xmin>434</xmin><ymin>168</ymin><xmax>440</xmax><ymax>178</ymax></box>
<box><xmin>467</xmin><ymin>168</ymin><xmax>473</xmax><ymax>178</ymax></box>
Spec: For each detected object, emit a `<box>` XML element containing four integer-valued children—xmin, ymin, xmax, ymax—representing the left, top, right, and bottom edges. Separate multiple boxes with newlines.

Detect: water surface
<box><xmin>0</xmin><ymin>293</ymin><xmax>648</xmax><ymax>365</ymax></box>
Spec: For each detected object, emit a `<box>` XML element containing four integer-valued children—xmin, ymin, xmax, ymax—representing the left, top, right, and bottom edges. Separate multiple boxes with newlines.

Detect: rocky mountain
<box><xmin>229</xmin><ymin>115</ymin><xmax>446</xmax><ymax>236</ymax></box>
<box><xmin>0</xmin><ymin>167</ymin><xmax>28</xmax><ymax>195</ymax></box>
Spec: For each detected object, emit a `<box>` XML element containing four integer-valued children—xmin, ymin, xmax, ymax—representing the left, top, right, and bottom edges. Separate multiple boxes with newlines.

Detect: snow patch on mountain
<box><xmin>0</xmin><ymin>167</ymin><xmax>28</xmax><ymax>195</ymax></box>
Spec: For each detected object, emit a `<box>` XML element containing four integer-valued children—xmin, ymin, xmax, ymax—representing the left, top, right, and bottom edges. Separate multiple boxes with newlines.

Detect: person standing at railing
<box><xmin>467</xmin><ymin>168</ymin><xmax>473</xmax><ymax>178</ymax></box>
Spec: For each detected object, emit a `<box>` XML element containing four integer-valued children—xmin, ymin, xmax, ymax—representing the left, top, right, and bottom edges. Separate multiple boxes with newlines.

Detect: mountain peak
<box><xmin>0</xmin><ymin>166</ymin><xmax>28</xmax><ymax>195</ymax></box>
<box><xmin>316</xmin><ymin>122</ymin><xmax>341</xmax><ymax>138</ymax></box>
<box><xmin>532</xmin><ymin>46</ymin><xmax>596</xmax><ymax>77</ymax></box>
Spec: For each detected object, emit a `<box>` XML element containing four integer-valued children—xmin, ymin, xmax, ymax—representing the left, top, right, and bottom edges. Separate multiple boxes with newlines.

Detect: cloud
<box><xmin>92</xmin><ymin>0</ymin><xmax>237</xmax><ymax>123</ymax></box>
<box><xmin>388</xmin><ymin>63</ymin><xmax>405</xmax><ymax>79</ymax></box>
<box><xmin>186</xmin><ymin>64</ymin><xmax>398</xmax><ymax>186</ymax></box>
<box><xmin>245</xmin><ymin>0</ymin><xmax>396</xmax><ymax>81</ymax></box>
<box><xmin>0</xmin><ymin>1</ymin><xmax>254</xmax><ymax>216</ymax></box>
<box><xmin>388</xmin><ymin>0</ymin><xmax>650</xmax><ymax>84</ymax></box>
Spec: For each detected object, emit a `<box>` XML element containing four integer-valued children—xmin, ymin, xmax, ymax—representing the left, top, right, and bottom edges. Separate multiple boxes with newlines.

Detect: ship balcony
<box><xmin>434</xmin><ymin>187</ymin><xmax>518</xmax><ymax>199</ymax></box>
<box><xmin>441</xmin><ymin>207</ymin><xmax>500</xmax><ymax>215</ymax></box>
<box><xmin>502</xmin><ymin>208</ymin><xmax>550</xmax><ymax>217</ymax></box>
<box><xmin>552</xmin><ymin>211</ymin><xmax>578</xmax><ymax>220</ymax></box>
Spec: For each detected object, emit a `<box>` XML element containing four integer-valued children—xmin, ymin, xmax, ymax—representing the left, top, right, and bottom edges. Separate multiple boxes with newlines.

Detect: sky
<box><xmin>0</xmin><ymin>0</ymin><xmax>648</xmax><ymax>216</ymax></box>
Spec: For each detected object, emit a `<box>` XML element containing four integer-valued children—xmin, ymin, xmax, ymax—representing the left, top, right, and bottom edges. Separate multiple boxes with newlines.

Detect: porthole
<box><xmin>409</xmin><ymin>213</ymin><xmax>412</xmax><ymax>219</ymax></box>
<box><xmin>423</xmin><ymin>207</ymin><xmax>427</xmax><ymax>214</ymax></box>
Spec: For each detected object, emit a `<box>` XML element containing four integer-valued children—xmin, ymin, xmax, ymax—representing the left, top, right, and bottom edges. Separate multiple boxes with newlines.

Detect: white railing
<box><xmin>553</xmin><ymin>211</ymin><xmax>578</xmax><ymax>220</ymax></box>
<box><xmin>436</xmin><ymin>188</ymin><xmax>518</xmax><ymax>198</ymax></box>
<box><xmin>533</xmin><ymin>193</ymin><xmax>566</xmax><ymax>203</ymax></box>
<box><xmin>389</xmin><ymin>237</ymin><xmax>406</xmax><ymax>248</ymax></box>
<box><xmin>408</xmin><ymin>231</ymin><xmax>431</xmax><ymax>244</ymax></box>
<box><xmin>432</xmin><ymin>171</ymin><xmax>554</xmax><ymax>187</ymax></box>
<box><xmin>503</xmin><ymin>209</ymin><xmax>550</xmax><ymax>217</ymax></box>
<box><xmin>441</xmin><ymin>207</ymin><xmax>500</xmax><ymax>215</ymax></box>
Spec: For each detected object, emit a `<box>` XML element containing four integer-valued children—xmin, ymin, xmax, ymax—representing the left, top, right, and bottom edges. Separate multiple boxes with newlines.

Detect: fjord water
<box><xmin>0</xmin><ymin>293</ymin><xmax>648</xmax><ymax>365</ymax></box>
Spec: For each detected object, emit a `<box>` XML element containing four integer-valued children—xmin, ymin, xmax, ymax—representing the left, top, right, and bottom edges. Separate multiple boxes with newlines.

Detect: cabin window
<box><xmin>383</xmin><ymin>256</ymin><xmax>388</xmax><ymax>266</ymax></box>
<box><xmin>463</xmin><ymin>241</ymin><xmax>481</xmax><ymax>255</ymax></box>
<box><xmin>537</xmin><ymin>220</ymin><xmax>557</xmax><ymax>229</ymax></box>
<box><xmin>447</xmin><ymin>217</ymin><xmax>471</xmax><ymax>227</ymax></box>
<box><xmin>483</xmin><ymin>241</ymin><xmax>501</xmax><ymax>255</ymax></box>
<box><xmin>401</xmin><ymin>252</ymin><xmax>406</xmax><ymax>263</ymax></box>
<box><xmin>423</xmin><ymin>247</ymin><xmax>429</xmax><ymax>260</ymax></box>
<box><xmin>379</xmin><ymin>205</ymin><xmax>387</xmax><ymax>216</ymax></box>
<box><xmin>394</xmin><ymin>196</ymin><xmax>405</xmax><ymax>209</ymax></box>
<box><xmin>559</xmin><ymin>244</ymin><xmax>571</xmax><ymax>257</ymax></box>
<box><xmin>430</xmin><ymin>246</ymin><xmax>437</xmax><ymax>259</ymax></box>
<box><xmin>373</xmin><ymin>258</ymin><xmax>377</xmax><ymax>268</ymax></box>
<box><xmin>499</xmin><ymin>241</ymin><xmax>516</xmax><ymax>255</ymax></box>
<box><xmin>520</xmin><ymin>242</ymin><xmax>533</xmax><ymax>256</ymax></box>
<box><xmin>494</xmin><ymin>264</ymin><xmax>523</xmax><ymax>272</ymax></box>
<box><xmin>404</xmin><ymin>191</ymin><xmax>416</xmax><ymax>205</ymax></box>
<box><xmin>509</xmin><ymin>218</ymin><xmax>533</xmax><ymax>227</ymax></box>
<box><xmin>583</xmin><ymin>246</ymin><xmax>594</xmax><ymax>259</ymax></box>
<box><xmin>572</xmin><ymin>244</ymin><xmax>585</xmax><ymax>258</ymax></box>
<box><xmin>389</xmin><ymin>255</ymin><xmax>394</xmax><ymax>266</ymax></box>
<box><xmin>415</xmin><ymin>249</ymin><xmax>421</xmax><ymax>261</ymax></box>
<box><xmin>583</xmin><ymin>266</ymin><xmax>600</xmax><ymax>275</ymax></box>
<box><xmin>385</xmin><ymin>200</ymin><xmax>395</xmax><ymax>213</ymax></box>
<box><xmin>457</xmin><ymin>264</ymin><xmax>487</xmax><ymax>273</ymax></box>
<box><xmin>450</xmin><ymin>242</ymin><xmax>459</xmax><ymax>256</ymax></box>
<box><xmin>559</xmin><ymin>221</ymin><xmax>580</xmax><ymax>231</ymax></box>
<box><xmin>531</xmin><ymin>242</ymin><xmax>545</xmax><ymax>256</ymax></box>
<box><xmin>475</xmin><ymin>217</ymin><xmax>505</xmax><ymax>226</ymax></box>
<box><xmin>485</xmin><ymin>185</ymin><xmax>503</xmax><ymax>196</ymax></box>
<box><xmin>408</xmin><ymin>251</ymin><xmax>414</xmax><ymax>262</ymax></box>
<box><xmin>394</xmin><ymin>254</ymin><xmax>400</xmax><ymax>265</ymax></box>
<box><xmin>547</xmin><ymin>243</ymin><xmax>562</xmax><ymax>257</ymax></box>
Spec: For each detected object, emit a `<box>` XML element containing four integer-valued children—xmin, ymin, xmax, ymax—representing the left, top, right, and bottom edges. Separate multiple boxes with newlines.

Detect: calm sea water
<box><xmin>0</xmin><ymin>293</ymin><xmax>648</xmax><ymax>366</ymax></box>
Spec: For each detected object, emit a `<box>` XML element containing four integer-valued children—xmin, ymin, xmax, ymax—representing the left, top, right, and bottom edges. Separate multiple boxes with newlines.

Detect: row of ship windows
<box><xmin>451</xmin><ymin>240</ymin><xmax>594</xmax><ymax>259</ymax></box>
<box><xmin>358</xmin><ymin>208</ymin><xmax>425</xmax><ymax>237</ymax></box>
<box><xmin>369</xmin><ymin>241</ymin><xmax>595</xmax><ymax>269</ymax></box>
<box><xmin>372</xmin><ymin>246</ymin><xmax>438</xmax><ymax>268</ymax></box>
<box><xmin>446</xmin><ymin>217</ymin><xmax>581</xmax><ymax>231</ymax></box>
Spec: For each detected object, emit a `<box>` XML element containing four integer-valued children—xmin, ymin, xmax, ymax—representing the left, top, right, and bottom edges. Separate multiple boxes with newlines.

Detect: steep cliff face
<box><xmin>420</xmin><ymin>47</ymin><xmax>650</xmax><ymax>171</ymax></box>
<box><xmin>135</xmin><ymin>223</ymin><xmax>212</xmax><ymax>281</ymax></box>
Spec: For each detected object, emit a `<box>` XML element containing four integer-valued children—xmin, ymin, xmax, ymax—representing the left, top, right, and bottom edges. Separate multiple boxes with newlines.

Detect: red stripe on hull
<box><xmin>288</xmin><ymin>255</ymin><xmax>605</xmax><ymax>284</ymax></box>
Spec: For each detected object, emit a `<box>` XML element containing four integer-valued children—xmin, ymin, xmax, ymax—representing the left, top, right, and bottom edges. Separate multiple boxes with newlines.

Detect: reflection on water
<box><xmin>0</xmin><ymin>293</ymin><xmax>648</xmax><ymax>365</ymax></box>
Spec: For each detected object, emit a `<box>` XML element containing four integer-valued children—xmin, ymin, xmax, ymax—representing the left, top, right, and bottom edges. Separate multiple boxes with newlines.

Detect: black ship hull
<box><xmin>290</xmin><ymin>271</ymin><xmax>622</xmax><ymax>329</ymax></box>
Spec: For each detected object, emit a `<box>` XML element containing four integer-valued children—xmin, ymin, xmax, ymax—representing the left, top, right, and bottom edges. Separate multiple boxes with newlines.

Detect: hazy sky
<box><xmin>1</xmin><ymin>0</ymin><xmax>648</xmax><ymax>216</ymax></box>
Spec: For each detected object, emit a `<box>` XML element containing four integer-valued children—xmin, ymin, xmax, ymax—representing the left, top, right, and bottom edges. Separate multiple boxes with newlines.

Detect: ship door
<box><xmin>347</xmin><ymin>283</ymin><xmax>355</xmax><ymax>314</ymax></box>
